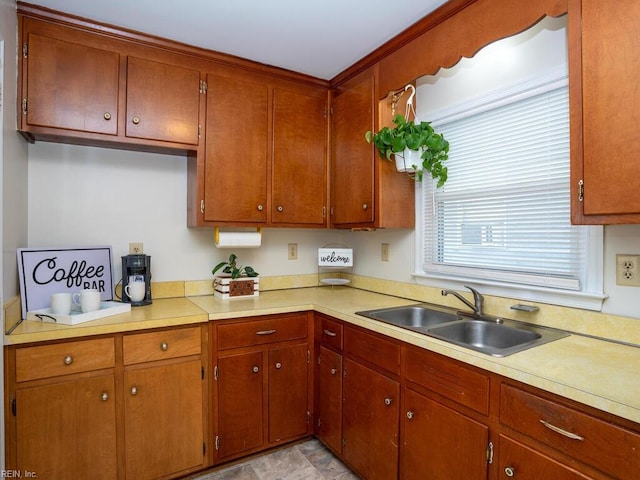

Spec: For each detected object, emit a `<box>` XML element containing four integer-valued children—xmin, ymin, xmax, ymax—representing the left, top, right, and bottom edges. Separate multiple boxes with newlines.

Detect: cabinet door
<box><xmin>578</xmin><ymin>0</ymin><xmax>640</xmax><ymax>220</ymax></box>
<box><xmin>343</xmin><ymin>358</ymin><xmax>399</xmax><ymax>480</ymax></box>
<box><xmin>124</xmin><ymin>360</ymin><xmax>205</xmax><ymax>479</ymax></box>
<box><xmin>126</xmin><ymin>56</ymin><xmax>201</xmax><ymax>145</ymax></box>
<box><xmin>217</xmin><ymin>350</ymin><xmax>264</xmax><ymax>459</ymax></box>
<box><xmin>316</xmin><ymin>346</ymin><xmax>343</xmax><ymax>454</ymax></box>
<box><xmin>401</xmin><ymin>387</ymin><xmax>488</xmax><ymax>480</ymax></box>
<box><xmin>498</xmin><ymin>435</ymin><xmax>592</xmax><ymax>479</ymax></box>
<box><xmin>331</xmin><ymin>75</ymin><xmax>375</xmax><ymax>226</ymax></box>
<box><xmin>268</xmin><ymin>343</ymin><xmax>309</xmax><ymax>442</ymax></box>
<box><xmin>272</xmin><ymin>88</ymin><xmax>327</xmax><ymax>226</ymax></box>
<box><xmin>204</xmin><ymin>73</ymin><xmax>269</xmax><ymax>223</ymax></box>
<box><xmin>16</xmin><ymin>375</ymin><xmax>116</xmax><ymax>480</ymax></box>
<box><xmin>24</xmin><ymin>33</ymin><xmax>119</xmax><ymax>135</ymax></box>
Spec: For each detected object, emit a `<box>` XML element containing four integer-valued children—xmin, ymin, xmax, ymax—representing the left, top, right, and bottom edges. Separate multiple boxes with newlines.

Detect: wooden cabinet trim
<box><xmin>344</xmin><ymin>325</ymin><xmax>401</xmax><ymax>376</ymax></box>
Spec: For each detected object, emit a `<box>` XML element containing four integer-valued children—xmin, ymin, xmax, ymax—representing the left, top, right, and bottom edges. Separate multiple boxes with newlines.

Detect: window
<box><xmin>415</xmin><ymin>69</ymin><xmax>604</xmax><ymax>310</ymax></box>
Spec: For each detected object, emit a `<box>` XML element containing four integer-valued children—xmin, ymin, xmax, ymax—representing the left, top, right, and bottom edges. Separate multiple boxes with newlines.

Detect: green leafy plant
<box><xmin>365</xmin><ymin>114</ymin><xmax>450</xmax><ymax>186</ymax></box>
<box><xmin>212</xmin><ymin>253</ymin><xmax>259</xmax><ymax>279</ymax></box>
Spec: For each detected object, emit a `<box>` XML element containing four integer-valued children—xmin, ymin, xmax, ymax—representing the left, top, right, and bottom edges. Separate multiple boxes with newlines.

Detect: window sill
<box><xmin>412</xmin><ymin>272</ymin><xmax>607</xmax><ymax>311</ymax></box>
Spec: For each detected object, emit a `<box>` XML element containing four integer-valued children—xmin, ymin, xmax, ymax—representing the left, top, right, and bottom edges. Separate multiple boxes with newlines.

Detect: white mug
<box><xmin>73</xmin><ymin>289</ymin><xmax>102</xmax><ymax>313</ymax></box>
<box><xmin>125</xmin><ymin>281</ymin><xmax>146</xmax><ymax>303</ymax></box>
<box><xmin>50</xmin><ymin>292</ymin><xmax>73</xmax><ymax>315</ymax></box>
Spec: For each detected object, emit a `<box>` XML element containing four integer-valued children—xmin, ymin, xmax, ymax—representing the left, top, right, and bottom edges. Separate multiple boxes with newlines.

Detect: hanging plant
<box><xmin>365</xmin><ymin>114</ymin><xmax>450</xmax><ymax>187</ymax></box>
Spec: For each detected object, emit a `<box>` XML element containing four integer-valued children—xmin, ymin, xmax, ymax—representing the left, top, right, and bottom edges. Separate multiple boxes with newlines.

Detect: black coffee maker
<box><xmin>121</xmin><ymin>254</ymin><xmax>152</xmax><ymax>306</ymax></box>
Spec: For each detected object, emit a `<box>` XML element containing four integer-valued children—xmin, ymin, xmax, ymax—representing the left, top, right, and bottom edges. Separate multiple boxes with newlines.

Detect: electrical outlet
<box><xmin>381</xmin><ymin>243</ymin><xmax>390</xmax><ymax>262</ymax></box>
<box><xmin>616</xmin><ymin>254</ymin><xmax>640</xmax><ymax>286</ymax></box>
<box><xmin>288</xmin><ymin>243</ymin><xmax>298</xmax><ymax>260</ymax></box>
<box><xmin>129</xmin><ymin>243</ymin><xmax>144</xmax><ymax>254</ymax></box>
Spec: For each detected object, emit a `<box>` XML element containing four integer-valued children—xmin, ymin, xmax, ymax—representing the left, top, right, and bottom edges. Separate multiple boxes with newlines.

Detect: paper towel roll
<box><xmin>215</xmin><ymin>229</ymin><xmax>262</xmax><ymax>248</ymax></box>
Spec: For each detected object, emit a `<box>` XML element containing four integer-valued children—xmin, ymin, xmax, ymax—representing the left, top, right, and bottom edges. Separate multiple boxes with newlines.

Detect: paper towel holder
<box><xmin>214</xmin><ymin>227</ymin><xmax>262</xmax><ymax>248</ymax></box>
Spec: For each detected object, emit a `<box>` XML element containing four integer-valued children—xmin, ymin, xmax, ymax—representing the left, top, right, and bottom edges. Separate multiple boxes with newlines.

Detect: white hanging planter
<box><xmin>394</xmin><ymin>148</ymin><xmax>422</xmax><ymax>173</ymax></box>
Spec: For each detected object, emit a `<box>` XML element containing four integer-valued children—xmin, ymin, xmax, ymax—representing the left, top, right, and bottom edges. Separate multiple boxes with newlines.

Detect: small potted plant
<box><xmin>212</xmin><ymin>253</ymin><xmax>260</xmax><ymax>299</ymax></box>
<box><xmin>365</xmin><ymin>114</ymin><xmax>450</xmax><ymax>187</ymax></box>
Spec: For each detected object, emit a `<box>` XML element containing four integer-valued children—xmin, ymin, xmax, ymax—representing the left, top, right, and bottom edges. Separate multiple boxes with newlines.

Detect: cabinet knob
<box><xmin>63</xmin><ymin>355</ymin><xmax>73</xmax><ymax>365</ymax></box>
<box><xmin>275</xmin><ymin>362</ymin><xmax>282</xmax><ymax>369</ymax></box>
<box><xmin>101</xmin><ymin>392</ymin><xmax>109</xmax><ymax>402</ymax></box>
<box><xmin>406</xmin><ymin>411</ymin><xmax>415</xmax><ymax>419</ymax></box>
<box><xmin>103</xmin><ymin>112</ymin><xmax>112</xmax><ymax>120</ymax></box>
<box><xmin>252</xmin><ymin>366</ymin><xmax>259</xmax><ymax>373</ymax></box>
<box><xmin>130</xmin><ymin>386</ymin><xmax>138</xmax><ymax>396</ymax></box>
<box><xmin>362</xmin><ymin>203</ymin><xmax>368</xmax><ymax>210</ymax></box>
<box><xmin>277</xmin><ymin>205</ymin><xmax>284</xmax><ymax>212</ymax></box>
<box><xmin>132</xmin><ymin>116</ymin><xmax>140</xmax><ymax>125</ymax></box>
<box><xmin>504</xmin><ymin>467</ymin><xmax>515</xmax><ymax>477</ymax></box>
<box><xmin>330</xmin><ymin>368</ymin><xmax>338</xmax><ymax>375</ymax></box>
<box><xmin>160</xmin><ymin>342</ymin><xmax>168</xmax><ymax>351</ymax></box>
<box><xmin>257</xmin><ymin>204</ymin><xmax>264</xmax><ymax>211</ymax></box>
<box><xmin>384</xmin><ymin>397</ymin><xmax>393</xmax><ymax>406</ymax></box>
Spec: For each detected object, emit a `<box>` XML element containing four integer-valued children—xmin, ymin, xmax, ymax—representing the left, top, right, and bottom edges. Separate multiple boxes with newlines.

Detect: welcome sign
<box><xmin>318</xmin><ymin>248</ymin><xmax>353</xmax><ymax>267</ymax></box>
<box><xmin>17</xmin><ymin>246</ymin><xmax>114</xmax><ymax>319</ymax></box>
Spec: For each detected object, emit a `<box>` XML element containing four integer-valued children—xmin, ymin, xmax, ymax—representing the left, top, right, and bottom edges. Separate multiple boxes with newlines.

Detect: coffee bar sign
<box><xmin>17</xmin><ymin>246</ymin><xmax>114</xmax><ymax>318</ymax></box>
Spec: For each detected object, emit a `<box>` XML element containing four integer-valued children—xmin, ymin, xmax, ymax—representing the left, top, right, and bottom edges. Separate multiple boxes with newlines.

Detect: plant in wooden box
<box><xmin>212</xmin><ymin>253</ymin><xmax>260</xmax><ymax>299</ymax></box>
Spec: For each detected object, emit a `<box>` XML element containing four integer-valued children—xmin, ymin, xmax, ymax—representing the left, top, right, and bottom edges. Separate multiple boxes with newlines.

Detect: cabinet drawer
<box><xmin>500</xmin><ymin>383</ymin><xmax>640</xmax><ymax>477</ymax></box>
<box><xmin>404</xmin><ymin>346</ymin><xmax>489</xmax><ymax>415</ymax></box>
<box><xmin>123</xmin><ymin>326</ymin><xmax>201</xmax><ymax>365</ymax></box>
<box><xmin>217</xmin><ymin>313</ymin><xmax>308</xmax><ymax>350</ymax></box>
<box><xmin>318</xmin><ymin>315</ymin><xmax>343</xmax><ymax>350</ymax></box>
<box><xmin>16</xmin><ymin>338</ymin><xmax>115</xmax><ymax>382</ymax></box>
<box><xmin>344</xmin><ymin>326</ymin><xmax>400</xmax><ymax>375</ymax></box>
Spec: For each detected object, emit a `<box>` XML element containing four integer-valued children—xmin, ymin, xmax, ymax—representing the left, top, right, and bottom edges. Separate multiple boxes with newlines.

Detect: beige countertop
<box><xmin>6</xmin><ymin>286</ymin><xmax>640</xmax><ymax>425</ymax></box>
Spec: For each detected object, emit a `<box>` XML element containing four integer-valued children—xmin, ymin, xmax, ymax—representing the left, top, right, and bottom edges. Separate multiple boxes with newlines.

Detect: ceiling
<box><xmin>22</xmin><ymin>0</ymin><xmax>449</xmax><ymax>79</ymax></box>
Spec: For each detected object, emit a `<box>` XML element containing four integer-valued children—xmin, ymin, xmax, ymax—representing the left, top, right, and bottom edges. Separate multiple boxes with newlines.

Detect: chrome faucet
<box><xmin>441</xmin><ymin>286</ymin><xmax>484</xmax><ymax>316</ymax></box>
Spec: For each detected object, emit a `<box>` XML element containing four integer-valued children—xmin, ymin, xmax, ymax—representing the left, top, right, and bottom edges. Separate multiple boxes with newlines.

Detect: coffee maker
<box><xmin>121</xmin><ymin>254</ymin><xmax>152</xmax><ymax>306</ymax></box>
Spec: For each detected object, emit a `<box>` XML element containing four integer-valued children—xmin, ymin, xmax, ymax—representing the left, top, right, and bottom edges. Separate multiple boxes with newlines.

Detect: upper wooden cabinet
<box><xmin>331</xmin><ymin>67</ymin><xmax>414</xmax><ymax>229</ymax></box>
<box><xmin>125</xmin><ymin>56</ymin><xmax>201</xmax><ymax>145</ymax></box>
<box><xmin>22</xmin><ymin>32</ymin><xmax>120</xmax><ymax>136</ymax></box>
<box><xmin>196</xmin><ymin>66</ymin><xmax>328</xmax><ymax>228</ymax></box>
<box><xmin>570</xmin><ymin>0</ymin><xmax>640</xmax><ymax>224</ymax></box>
<box><xmin>18</xmin><ymin>15</ymin><xmax>204</xmax><ymax>152</ymax></box>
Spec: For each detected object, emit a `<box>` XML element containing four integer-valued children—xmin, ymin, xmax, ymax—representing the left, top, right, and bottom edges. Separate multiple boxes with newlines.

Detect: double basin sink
<box><xmin>356</xmin><ymin>304</ymin><xmax>568</xmax><ymax>357</ymax></box>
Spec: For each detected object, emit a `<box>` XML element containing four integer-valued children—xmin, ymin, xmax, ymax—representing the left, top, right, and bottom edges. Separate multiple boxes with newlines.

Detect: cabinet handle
<box><xmin>131</xmin><ymin>116</ymin><xmax>140</xmax><ymax>125</ymax></box>
<box><xmin>323</xmin><ymin>329</ymin><xmax>337</xmax><ymax>337</ymax></box>
<box><xmin>362</xmin><ymin>203</ymin><xmax>368</xmax><ymax>210</ymax></box>
<box><xmin>539</xmin><ymin>420</ymin><xmax>584</xmax><ymax>441</ymax></box>
<box><xmin>252</xmin><ymin>366</ymin><xmax>259</xmax><ymax>373</ymax></box>
<box><xmin>160</xmin><ymin>342</ymin><xmax>168</xmax><ymax>351</ymax></box>
<box><xmin>277</xmin><ymin>206</ymin><xmax>284</xmax><ymax>212</ymax></box>
<box><xmin>330</xmin><ymin>368</ymin><xmax>338</xmax><ymax>375</ymax></box>
<box><xmin>101</xmin><ymin>392</ymin><xmax>109</xmax><ymax>402</ymax></box>
<box><xmin>384</xmin><ymin>397</ymin><xmax>393</xmax><ymax>406</ymax></box>
<box><xmin>63</xmin><ymin>355</ymin><xmax>73</xmax><ymax>365</ymax></box>
<box><xmin>275</xmin><ymin>362</ymin><xmax>282</xmax><ymax>369</ymax></box>
<box><xmin>103</xmin><ymin>112</ymin><xmax>112</xmax><ymax>120</ymax></box>
<box><xmin>130</xmin><ymin>386</ymin><xmax>138</xmax><ymax>396</ymax></box>
<box><xmin>406</xmin><ymin>411</ymin><xmax>414</xmax><ymax>419</ymax></box>
<box><xmin>504</xmin><ymin>467</ymin><xmax>515</xmax><ymax>477</ymax></box>
<box><xmin>256</xmin><ymin>329</ymin><xmax>277</xmax><ymax>335</ymax></box>
<box><xmin>257</xmin><ymin>204</ymin><xmax>264</xmax><ymax>211</ymax></box>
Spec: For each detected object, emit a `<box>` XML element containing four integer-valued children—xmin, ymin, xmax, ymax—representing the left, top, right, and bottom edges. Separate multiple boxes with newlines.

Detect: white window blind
<box><xmin>422</xmin><ymin>82</ymin><xmax>589</xmax><ymax>290</ymax></box>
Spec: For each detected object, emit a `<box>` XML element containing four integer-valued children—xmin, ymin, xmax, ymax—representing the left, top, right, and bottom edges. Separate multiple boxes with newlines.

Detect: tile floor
<box><xmin>184</xmin><ymin>439</ymin><xmax>359</xmax><ymax>480</ymax></box>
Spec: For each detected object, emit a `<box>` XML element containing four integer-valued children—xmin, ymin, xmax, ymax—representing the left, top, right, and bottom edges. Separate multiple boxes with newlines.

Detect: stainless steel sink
<box><xmin>356</xmin><ymin>305</ymin><xmax>568</xmax><ymax>357</ymax></box>
<box><xmin>356</xmin><ymin>304</ymin><xmax>462</xmax><ymax>330</ymax></box>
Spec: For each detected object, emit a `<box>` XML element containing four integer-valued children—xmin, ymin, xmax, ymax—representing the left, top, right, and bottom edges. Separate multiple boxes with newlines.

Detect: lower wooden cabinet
<box><xmin>343</xmin><ymin>357</ymin><xmax>400</xmax><ymax>480</ymax></box>
<box><xmin>213</xmin><ymin>313</ymin><xmax>312</xmax><ymax>463</ymax></box>
<box><xmin>124</xmin><ymin>360</ymin><xmax>205</xmax><ymax>480</ymax></box>
<box><xmin>15</xmin><ymin>374</ymin><xmax>117</xmax><ymax>480</ymax></box>
<box><xmin>5</xmin><ymin>325</ymin><xmax>208</xmax><ymax>480</ymax></box>
<box><xmin>400</xmin><ymin>387</ymin><xmax>488</xmax><ymax>480</ymax></box>
<box><xmin>316</xmin><ymin>345</ymin><xmax>343</xmax><ymax>454</ymax></box>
